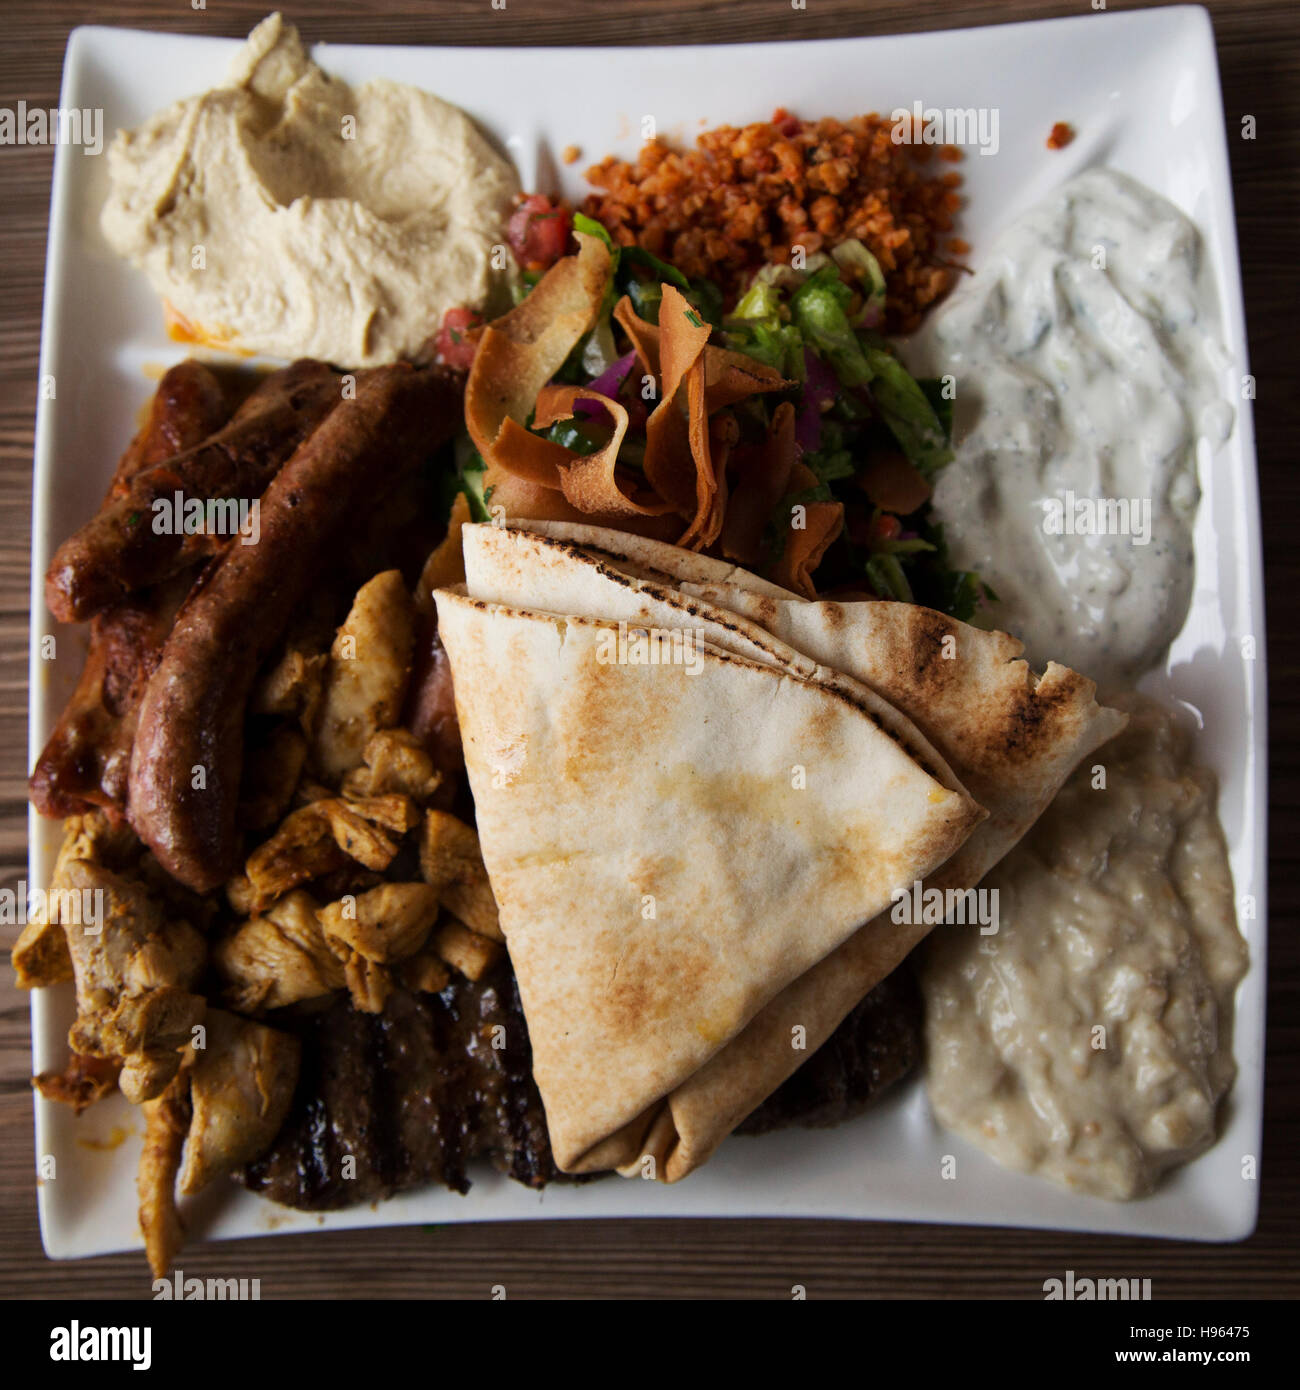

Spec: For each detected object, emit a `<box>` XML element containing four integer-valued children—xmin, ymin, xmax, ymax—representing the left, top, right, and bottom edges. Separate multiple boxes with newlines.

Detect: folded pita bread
<box><xmin>434</xmin><ymin>586</ymin><xmax>984</xmax><ymax>1172</ymax></box>
<box><xmin>461</xmin><ymin>524</ymin><xmax>974</xmax><ymax>799</ymax></box>
<box><xmin>463</xmin><ymin>520</ymin><xmax>1128</xmax><ymax>1179</ymax></box>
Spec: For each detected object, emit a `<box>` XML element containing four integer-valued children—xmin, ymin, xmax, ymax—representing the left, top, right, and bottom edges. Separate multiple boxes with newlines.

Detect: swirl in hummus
<box><xmin>100</xmin><ymin>13</ymin><xmax>520</xmax><ymax>367</ymax></box>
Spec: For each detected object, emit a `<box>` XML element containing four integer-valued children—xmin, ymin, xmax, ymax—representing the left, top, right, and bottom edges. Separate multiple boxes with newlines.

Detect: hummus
<box><xmin>921</xmin><ymin>693</ymin><xmax>1246</xmax><ymax>1199</ymax></box>
<box><xmin>101</xmin><ymin>13</ymin><xmax>519</xmax><ymax>367</ymax></box>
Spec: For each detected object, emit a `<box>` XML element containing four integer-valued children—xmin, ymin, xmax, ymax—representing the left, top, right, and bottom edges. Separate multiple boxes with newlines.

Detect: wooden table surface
<box><xmin>1</xmin><ymin>0</ymin><xmax>1296</xmax><ymax>1301</ymax></box>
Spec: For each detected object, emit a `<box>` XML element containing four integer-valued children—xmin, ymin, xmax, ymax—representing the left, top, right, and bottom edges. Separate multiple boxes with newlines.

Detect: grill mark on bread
<box><xmin>467</xmin><ymin>539</ymin><xmax>959</xmax><ymax>789</ymax></box>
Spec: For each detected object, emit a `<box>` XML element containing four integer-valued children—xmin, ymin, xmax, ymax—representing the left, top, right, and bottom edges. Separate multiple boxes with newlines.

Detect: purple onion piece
<box><xmin>795</xmin><ymin>396</ymin><xmax>822</xmax><ymax>452</ymax></box>
<box><xmin>581</xmin><ymin>350</ymin><xmax>639</xmax><ymax>408</ymax></box>
<box><xmin>803</xmin><ymin>347</ymin><xmax>839</xmax><ymax>407</ymax></box>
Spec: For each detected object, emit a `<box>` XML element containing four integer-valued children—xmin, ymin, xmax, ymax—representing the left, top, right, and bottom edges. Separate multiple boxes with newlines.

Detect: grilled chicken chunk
<box><xmin>311</xmin><ymin>570</ymin><xmax>416</xmax><ymax>782</ymax></box>
<box><xmin>317</xmin><ymin>882</ymin><xmax>440</xmax><ymax>962</ymax></box>
<box><xmin>218</xmin><ymin>882</ymin><xmax>444</xmax><ymax>1017</ymax></box>
<box><xmin>34</xmin><ymin>1051</ymin><xmax>123</xmax><ymax>1114</ymax></box>
<box><xmin>12</xmin><ymin>811</ymin><xmax>139</xmax><ymax>989</ymax></box>
<box><xmin>137</xmin><ymin>1067</ymin><xmax>192</xmax><ymax>1279</ymax></box>
<box><xmin>341</xmin><ymin>728</ymin><xmax>443</xmax><ymax>803</ymax></box>
<box><xmin>214</xmin><ymin>891</ymin><xmax>344</xmax><ymax>1012</ymax></box>
<box><xmin>61</xmin><ymin>861</ymin><xmax>206</xmax><ymax>1104</ymax></box>
<box><xmin>419</xmin><ymin>811</ymin><xmax>502</xmax><ymax>941</ymax></box>
<box><xmin>178</xmin><ymin>1009</ymin><xmax>300</xmax><ymax>1195</ymax></box>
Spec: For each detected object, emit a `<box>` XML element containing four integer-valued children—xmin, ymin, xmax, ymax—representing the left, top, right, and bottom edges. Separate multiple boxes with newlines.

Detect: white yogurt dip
<box><xmin>910</xmin><ymin>168</ymin><xmax>1231</xmax><ymax>688</ymax></box>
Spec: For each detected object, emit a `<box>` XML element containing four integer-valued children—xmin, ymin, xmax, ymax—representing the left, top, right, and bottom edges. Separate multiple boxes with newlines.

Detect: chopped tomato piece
<box><xmin>435</xmin><ymin>306</ymin><xmax>484</xmax><ymax>371</ymax></box>
<box><xmin>507</xmin><ymin>194</ymin><xmax>573</xmax><ymax>272</ymax></box>
<box><xmin>871</xmin><ymin>512</ymin><xmax>903</xmax><ymax>544</ymax></box>
<box><xmin>1047</xmin><ymin>122</ymin><xmax>1075</xmax><ymax>151</ymax></box>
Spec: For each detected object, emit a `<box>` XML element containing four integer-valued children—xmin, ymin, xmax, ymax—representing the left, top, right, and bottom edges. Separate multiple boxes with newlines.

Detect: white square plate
<box><xmin>29</xmin><ymin>4</ymin><xmax>1264</xmax><ymax>1259</ymax></box>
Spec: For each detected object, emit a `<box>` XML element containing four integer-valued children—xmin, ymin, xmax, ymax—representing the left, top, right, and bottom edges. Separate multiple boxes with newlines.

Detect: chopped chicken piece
<box><xmin>250</xmin><ymin>647</ymin><xmax>328</xmax><ymax>732</ymax></box>
<box><xmin>214</xmin><ymin>890</ymin><xmax>344</xmax><ymax>1012</ymax></box>
<box><xmin>225</xmin><ymin>874</ymin><xmax>257</xmax><ymax>917</ymax></box>
<box><xmin>239</xmin><ymin>723</ymin><xmax>308</xmax><ymax>832</ymax></box>
<box><xmin>315</xmin><ymin>792</ymin><xmax>418</xmax><ymax>872</ymax></box>
<box><xmin>137</xmin><ymin>1066</ymin><xmax>191</xmax><ymax>1279</ymax></box>
<box><xmin>178</xmin><ymin>1009</ymin><xmax>300</xmax><ymax>1196</ymax></box>
<box><xmin>318</xmin><ymin>882</ymin><xmax>440</xmax><ymax>962</ymax></box>
<box><xmin>34</xmin><ymin>1051</ymin><xmax>122</xmax><ymax>1113</ymax></box>
<box><xmin>241</xmin><ymin>791</ymin><xmax>418</xmax><ymax>913</ymax></box>
<box><xmin>57</xmin><ymin>811</ymin><xmax>141</xmax><ymax>874</ymax></box>
<box><xmin>13</xmin><ymin>811</ymin><xmax>143</xmax><ymax>988</ymax></box>
<box><xmin>12</xmin><ymin>916</ymin><xmax>73</xmax><ymax>988</ymax></box>
<box><xmin>341</xmin><ymin>728</ymin><xmax>443</xmax><ymax>803</ymax></box>
<box><xmin>432</xmin><ymin>916</ymin><xmax>503</xmax><ymax>982</ymax></box>
<box><xmin>317</xmin><ymin>799</ymin><xmax>401</xmax><ymax>870</ymax></box>
<box><xmin>398</xmin><ymin>948</ymin><xmax>452</xmax><ymax>996</ymax></box>
<box><xmin>243</xmin><ymin>802</ymin><xmax>348</xmax><ymax>910</ymax></box>
<box><xmin>61</xmin><ymin>861</ymin><xmax>206</xmax><ymax>1104</ymax></box>
<box><xmin>341</xmin><ymin>953</ymin><xmax>392</xmax><ymax>1014</ymax></box>
<box><xmin>344</xmin><ymin>792</ymin><xmax>422</xmax><ymax>834</ymax></box>
<box><xmin>419</xmin><ymin>810</ymin><xmax>503</xmax><ymax>941</ymax></box>
<box><xmin>318</xmin><ymin>882</ymin><xmax>440</xmax><ymax>1014</ymax></box>
<box><xmin>311</xmin><ymin>570</ymin><xmax>416</xmax><ymax>782</ymax></box>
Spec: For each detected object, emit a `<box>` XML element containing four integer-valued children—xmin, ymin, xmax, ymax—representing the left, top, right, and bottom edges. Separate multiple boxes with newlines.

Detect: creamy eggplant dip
<box><xmin>921</xmin><ymin>694</ymin><xmax>1246</xmax><ymax>1200</ymax></box>
<box><xmin>101</xmin><ymin>13</ymin><xmax>519</xmax><ymax>367</ymax></box>
<box><xmin>910</xmin><ymin>168</ymin><xmax>1231</xmax><ymax>689</ymax></box>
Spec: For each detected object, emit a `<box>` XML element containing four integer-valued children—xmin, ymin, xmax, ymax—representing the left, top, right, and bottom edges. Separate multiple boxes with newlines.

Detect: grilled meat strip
<box><xmin>127</xmin><ymin>362</ymin><xmax>463</xmax><ymax>893</ymax></box>
<box><xmin>239</xmin><ymin>966</ymin><xmax>561</xmax><ymax>1208</ymax></box>
<box><xmin>240</xmin><ymin>962</ymin><xmax>922</xmax><ymax>1211</ymax></box>
<box><xmin>46</xmin><ymin>358</ymin><xmax>344</xmax><ymax>623</ymax></box>
<box><xmin>737</xmin><ymin>966</ymin><xmax>922</xmax><ymax>1134</ymax></box>
<box><xmin>32</xmin><ymin>362</ymin><xmax>235</xmax><ymax>818</ymax></box>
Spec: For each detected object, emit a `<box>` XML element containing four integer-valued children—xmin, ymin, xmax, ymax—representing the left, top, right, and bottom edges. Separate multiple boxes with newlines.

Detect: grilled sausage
<box><xmin>30</xmin><ymin>572</ymin><xmax>195</xmax><ymax>819</ymax></box>
<box><xmin>31</xmin><ymin>361</ymin><xmax>234</xmax><ymax>819</ymax></box>
<box><xmin>105</xmin><ymin>360</ymin><xmax>232</xmax><ymax>501</ymax></box>
<box><xmin>46</xmin><ymin>359</ymin><xmax>344</xmax><ymax>623</ymax></box>
<box><xmin>127</xmin><ymin>362</ymin><xmax>462</xmax><ymax>893</ymax></box>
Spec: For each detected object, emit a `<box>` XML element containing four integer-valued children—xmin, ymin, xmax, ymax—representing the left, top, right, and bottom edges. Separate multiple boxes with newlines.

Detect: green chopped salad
<box><xmin>498</xmin><ymin>222</ymin><xmax>990</xmax><ymax>619</ymax></box>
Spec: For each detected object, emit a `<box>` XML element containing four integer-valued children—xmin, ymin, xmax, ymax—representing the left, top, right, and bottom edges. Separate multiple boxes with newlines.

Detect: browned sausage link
<box><xmin>30</xmin><ymin>572</ymin><xmax>195</xmax><ymax>820</ymax></box>
<box><xmin>128</xmin><ymin>362</ymin><xmax>463</xmax><ymax>893</ymax></box>
<box><xmin>45</xmin><ymin>359</ymin><xmax>344</xmax><ymax>624</ymax></box>
<box><xmin>31</xmin><ymin>363</ymin><xmax>234</xmax><ymax>820</ymax></box>
<box><xmin>106</xmin><ymin>360</ymin><xmax>233</xmax><ymax>503</ymax></box>
<box><xmin>404</xmin><ymin>616</ymin><xmax>465</xmax><ymax>809</ymax></box>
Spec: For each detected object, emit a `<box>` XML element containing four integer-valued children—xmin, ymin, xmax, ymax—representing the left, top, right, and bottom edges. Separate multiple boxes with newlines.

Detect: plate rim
<box><xmin>27</xmin><ymin>2</ymin><xmax>1266</xmax><ymax>1260</ymax></box>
